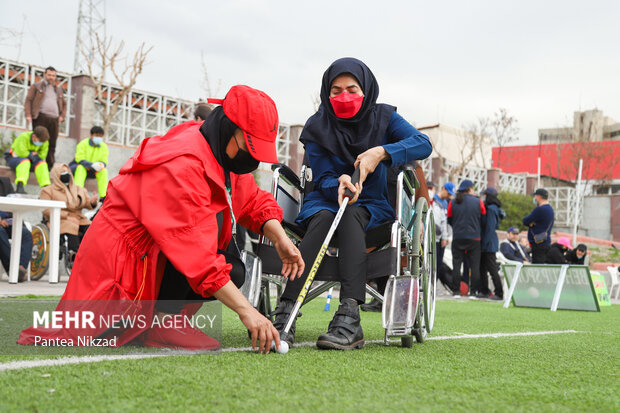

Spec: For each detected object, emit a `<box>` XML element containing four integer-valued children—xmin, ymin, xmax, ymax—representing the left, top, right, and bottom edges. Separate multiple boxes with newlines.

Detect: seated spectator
<box><xmin>566</xmin><ymin>243</ymin><xmax>588</xmax><ymax>265</ymax></box>
<box><xmin>69</xmin><ymin>126</ymin><xmax>109</xmax><ymax>202</ymax></box>
<box><xmin>40</xmin><ymin>164</ymin><xmax>98</xmax><ymax>260</ymax></box>
<box><xmin>546</xmin><ymin>237</ymin><xmax>571</xmax><ymax>264</ymax></box>
<box><xmin>500</xmin><ymin>226</ymin><xmax>531</xmax><ymax>263</ymax></box>
<box><xmin>4</xmin><ymin>126</ymin><xmax>51</xmax><ymax>194</ymax></box>
<box><xmin>0</xmin><ymin>211</ymin><xmax>32</xmax><ymax>282</ymax></box>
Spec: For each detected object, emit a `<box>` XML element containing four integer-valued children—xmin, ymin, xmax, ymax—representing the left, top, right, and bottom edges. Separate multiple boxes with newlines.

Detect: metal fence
<box><xmin>443</xmin><ymin>160</ymin><xmax>487</xmax><ymax>191</ymax></box>
<box><xmin>547</xmin><ymin>186</ymin><xmax>583</xmax><ymax>227</ymax></box>
<box><xmin>499</xmin><ymin>172</ymin><xmax>527</xmax><ymax>194</ymax></box>
<box><xmin>0</xmin><ymin>57</ymin><xmax>73</xmax><ymax>136</ymax></box>
<box><xmin>93</xmin><ymin>84</ymin><xmax>194</xmax><ymax>147</ymax></box>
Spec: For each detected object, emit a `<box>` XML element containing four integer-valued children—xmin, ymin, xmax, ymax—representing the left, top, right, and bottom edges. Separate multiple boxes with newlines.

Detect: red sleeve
<box><xmin>447</xmin><ymin>200</ymin><xmax>452</xmax><ymax>217</ymax></box>
<box><xmin>232</xmin><ymin>173</ymin><xmax>283</xmax><ymax>234</ymax></box>
<box><xmin>480</xmin><ymin>200</ymin><xmax>487</xmax><ymax>215</ymax></box>
<box><xmin>123</xmin><ymin>156</ymin><xmax>231</xmax><ymax>298</ymax></box>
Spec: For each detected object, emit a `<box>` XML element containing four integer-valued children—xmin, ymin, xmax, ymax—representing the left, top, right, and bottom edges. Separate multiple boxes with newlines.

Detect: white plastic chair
<box><xmin>607</xmin><ymin>266</ymin><xmax>620</xmax><ymax>300</ymax></box>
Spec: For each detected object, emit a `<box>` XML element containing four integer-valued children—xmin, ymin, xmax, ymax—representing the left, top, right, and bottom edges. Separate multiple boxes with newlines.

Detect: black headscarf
<box><xmin>484</xmin><ymin>192</ymin><xmax>502</xmax><ymax>207</ymax></box>
<box><xmin>300</xmin><ymin>57</ymin><xmax>396</xmax><ymax>164</ymax></box>
<box><xmin>199</xmin><ymin>106</ymin><xmax>238</xmax><ymax>170</ymax></box>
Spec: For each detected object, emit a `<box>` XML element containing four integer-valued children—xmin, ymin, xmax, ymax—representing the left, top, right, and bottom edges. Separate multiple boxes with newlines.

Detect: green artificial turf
<box><xmin>0</xmin><ymin>298</ymin><xmax>618</xmax><ymax>412</ymax></box>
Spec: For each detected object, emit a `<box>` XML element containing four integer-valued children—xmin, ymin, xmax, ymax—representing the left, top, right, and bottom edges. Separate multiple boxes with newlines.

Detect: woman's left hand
<box><xmin>274</xmin><ymin>236</ymin><xmax>305</xmax><ymax>280</ymax></box>
<box><xmin>354</xmin><ymin>146</ymin><xmax>389</xmax><ymax>185</ymax></box>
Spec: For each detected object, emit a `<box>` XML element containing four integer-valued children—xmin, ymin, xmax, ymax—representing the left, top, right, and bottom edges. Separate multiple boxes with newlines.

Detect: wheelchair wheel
<box><xmin>413</xmin><ymin>300</ymin><xmax>426</xmax><ymax>344</ymax></box>
<box><xmin>30</xmin><ymin>223</ymin><xmax>50</xmax><ymax>281</ymax></box>
<box><xmin>422</xmin><ymin>208</ymin><xmax>437</xmax><ymax>333</ymax></box>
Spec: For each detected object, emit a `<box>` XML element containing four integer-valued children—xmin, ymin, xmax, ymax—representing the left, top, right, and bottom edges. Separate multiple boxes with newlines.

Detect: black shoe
<box><xmin>360</xmin><ymin>298</ymin><xmax>382</xmax><ymax>312</ymax></box>
<box><xmin>475</xmin><ymin>291</ymin><xmax>489</xmax><ymax>299</ymax></box>
<box><xmin>316</xmin><ymin>298</ymin><xmax>364</xmax><ymax>350</ymax></box>
<box><xmin>16</xmin><ymin>182</ymin><xmax>26</xmax><ymax>194</ymax></box>
<box><xmin>272</xmin><ymin>299</ymin><xmax>297</xmax><ymax>346</ymax></box>
<box><xmin>489</xmin><ymin>294</ymin><xmax>503</xmax><ymax>301</ymax></box>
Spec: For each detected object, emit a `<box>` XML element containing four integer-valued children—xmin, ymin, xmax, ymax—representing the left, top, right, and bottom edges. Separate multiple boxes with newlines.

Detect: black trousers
<box><xmin>61</xmin><ymin>224</ymin><xmax>90</xmax><ymax>253</ymax></box>
<box><xmin>156</xmin><ymin>249</ymin><xmax>245</xmax><ymax>314</ymax></box>
<box><xmin>480</xmin><ymin>251</ymin><xmax>503</xmax><ymax>297</ymax></box>
<box><xmin>531</xmin><ymin>244</ymin><xmax>549</xmax><ymax>264</ymax></box>
<box><xmin>451</xmin><ymin>239</ymin><xmax>481</xmax><ymax>293</ymax></box>
<box><xmin>33</xmin><ymin>113</ymin><xmax>59</xmax><ymax>168</ymax></box>
<box><xmin>436</xmin><ymin>241</ymin><xmax>452</xmax><ymax>289</ymax></box>
<box><xmin>282</xmin><ymin>206</ymin><xmax>370</xmax><ymax>304</ymax></box>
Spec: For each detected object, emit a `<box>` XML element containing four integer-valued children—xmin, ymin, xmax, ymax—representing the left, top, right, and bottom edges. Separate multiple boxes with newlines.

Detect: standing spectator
<box><xmin>566</xmin><ymin>243</ymin><xmax>588</xmax><ymax>265</ymax></box>
<box><xmin>500</xmin><ymin>227</ymin><xmax>531</xmax><ymax>263</ymax></box>
<box><xmin>4</xmin><ymin>126</ymin><xmax>51</xmax><ymax>193</ymax></box>
<box><xmin>194</xmin><ymin>103</ymin><xmax>214</xmax><ymax>122</ymax></box>
<box><xmin>447</xmin><ymin>180</ymin><xmax>486</xmax><ymax>296</ymax></box>
<box><xmin>546</xmin><ymin>237</ymin><xmax>571</xmax><ymax>264</ymax></box>
<box><xmin>427</xmin><ymin>181</ymin><xmax>436</xmax><ymax>200</ymax></box>
<box><xmin>24</xmin><ymin>66</ymin><xmax>66</xmax><ymax>169</ymax></box>
<box><xmin>479</xmin><ymin>187</ymin><xmax>504</xmax><ymax>300</ymax></box>
<box><xmin>522</xmin><ymin>188</ymin><xmax>554</xmax><ymax>263</ymax></box>
<box><xmin>432</xmin><ymin>182</ymin><xmax>455</xmax><ymax>291</ymax></box>
<box><xmin>69</xmin><ymin>126</ymin><xmax>109</xmax><ymax>202</ymax></box>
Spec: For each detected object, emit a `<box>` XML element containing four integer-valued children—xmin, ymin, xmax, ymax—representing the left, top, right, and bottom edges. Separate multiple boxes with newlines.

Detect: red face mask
<box><xmin>329</xmin><ymin>92</ymin><xmax>364</xmax><ymax>119</ymax></box>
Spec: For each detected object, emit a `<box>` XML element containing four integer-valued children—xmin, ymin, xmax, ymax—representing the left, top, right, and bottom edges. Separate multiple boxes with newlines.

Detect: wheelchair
<box><xmin>29</xmin><ymin>222</ymin><xmax>78</xmax><ymax>280</ymax></box>
<box><xmin>246</xmin><ymin>162</ymin><xmax>437</xmax><ymax>348</ymax></box>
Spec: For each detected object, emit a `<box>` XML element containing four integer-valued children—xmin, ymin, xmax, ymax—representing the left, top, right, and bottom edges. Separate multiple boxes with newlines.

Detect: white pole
<box><xmin>537</xmin><ymin>157</ymin><xmax>541</xmax><ymax>188</ymax></box>
<box><xmin>572</xmin><ymin>159</ymin><xmax>583</xmax><ymax>247</ymax></box>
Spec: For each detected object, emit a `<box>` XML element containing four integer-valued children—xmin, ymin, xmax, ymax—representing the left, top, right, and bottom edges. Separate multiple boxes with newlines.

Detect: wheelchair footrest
<box><xmin>382</xmin><ymin>275</ymin><xmax>419</xmax><ymax>335</ymax></box>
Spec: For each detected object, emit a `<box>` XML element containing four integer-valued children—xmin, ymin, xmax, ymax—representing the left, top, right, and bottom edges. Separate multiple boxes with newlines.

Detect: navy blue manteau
<box><xmin>296</xmin><ymin>111</ymin><xmax>432</xmax><ymax>230</ymax></box>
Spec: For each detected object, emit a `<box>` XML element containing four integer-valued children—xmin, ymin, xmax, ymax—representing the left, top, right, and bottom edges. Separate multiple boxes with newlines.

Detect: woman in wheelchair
<box><xmin>40</xmin><ymin>164</ymin><xmax>98</xmax><ymax>259</ymax></box>
<box><xmin>273</xmin><ymin>57</ymin><xmax>432</xmax><ymax>350</ymax></box>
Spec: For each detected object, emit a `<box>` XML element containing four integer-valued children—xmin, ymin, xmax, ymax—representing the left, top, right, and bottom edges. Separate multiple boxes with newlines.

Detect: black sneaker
<box><xmin>16</xmin><ymin>182</ymin><xmax>26</xmax><ymax>194</ymax></box>
<box><xmin>316</xmin><ymin>298</ymin><xmax>364</xmax><ymax>350</ymax></box>
<box><xmin>272</xmin><ymin>299</ymin><xmax>297</xmax><ymax>346</ymax></box>
<box><xmin>360</xmin><ymin>298</ymin><xmax>382</xmax><ymax>312</ymax></box>
<box><xmin>489</xmin><ymin>294</ymin><xmax>503</xmax><ymax>301</ymax></box>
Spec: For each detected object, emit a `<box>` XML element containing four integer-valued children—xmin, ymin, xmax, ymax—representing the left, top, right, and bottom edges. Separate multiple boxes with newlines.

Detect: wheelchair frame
<box><xmin>251</xmin><ymin>163</ymin><xmax>437</xmax><ymax>348</ymax></box>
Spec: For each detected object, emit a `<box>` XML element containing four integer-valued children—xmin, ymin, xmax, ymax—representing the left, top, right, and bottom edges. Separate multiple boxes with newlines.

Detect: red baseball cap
<box><xmin>208</xmin><ymin>85</ymin><xmax>279</xmax><ymax>163</ymax></box>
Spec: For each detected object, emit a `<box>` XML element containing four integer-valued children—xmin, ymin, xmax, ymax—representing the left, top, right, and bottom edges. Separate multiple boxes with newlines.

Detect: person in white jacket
<box><xmin>431</xmin><ymin>182</ymin><xmax>455</xmax><ymax>292</ymax></box>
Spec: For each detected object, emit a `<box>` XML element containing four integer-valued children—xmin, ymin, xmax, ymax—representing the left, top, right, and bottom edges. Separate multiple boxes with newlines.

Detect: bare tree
<box><xmin>447</xmin><ymin>117</ymin><xmax>491</xmax><ymax>181</ymax></box>
<box><xmin>199</xmin><ymin>51</ymin><xmax>222</xmax><ymax>99</ymax></box>
<box><xmin>81</xmin><ymin>34</ymin><xmax>153</xmax><ymax>134</ymax></box>
<box><xmin>491</xmin><ymin>108</ymin><xmax>519</xmax><ymax>169</ymax></box>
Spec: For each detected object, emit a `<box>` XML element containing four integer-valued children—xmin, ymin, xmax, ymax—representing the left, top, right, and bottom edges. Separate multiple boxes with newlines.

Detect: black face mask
<box><xmin>223</xmin><ymin>137</ymin><xmax>260</xmax><ymax>175</ymax></box>
<box><xmin>60</xmin><ymin>172</ymin><xmax>71</xmax><ymax>184</ymax></box>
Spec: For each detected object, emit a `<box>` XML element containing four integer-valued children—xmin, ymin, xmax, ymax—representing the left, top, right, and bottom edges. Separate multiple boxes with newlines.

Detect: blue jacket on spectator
<box><xmin>500</xmin><ymin>240</ymin><xmax>531</xmax><ymax>263</ymax></box>
<box><xmin>522</xmin><ymin>204</ymin><xmax>554</xmax><ymax>246</ymax></box>
<box><xmin>447</xmin><ymin>194</ymin><xmax>487</xmax><ymax>240</ymax></box>
<box><xmin>296</xmin><ymin>111</ymin><xmax>432</xmax><ymax>230</ymax></box>
<box><xmin>481</xmin><ymin>204</ymin><xmax>500</xmax><ymax>252</ymax></box>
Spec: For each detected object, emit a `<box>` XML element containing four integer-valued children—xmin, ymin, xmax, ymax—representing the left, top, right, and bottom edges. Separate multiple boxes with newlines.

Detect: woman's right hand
<box><xmin>338</xmin><ymin>174</ymin><xmax>361</xmax><ymax>205</ymax></box>
<box><xmin>238</xmin><ymin>306</ymin><xmax>281</xmax><ymax>354</ymax></box>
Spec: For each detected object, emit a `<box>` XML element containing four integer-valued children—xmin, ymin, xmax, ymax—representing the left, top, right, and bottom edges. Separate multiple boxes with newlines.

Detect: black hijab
<box><xmin>300</xmin><ymin>57</ymin><xmax>396</xmax><ymax>164</ymax></box>
<box><xmin>199</xmin><ymin>106</ymin><xmax>238</xmax><ymax>170</ymax></box>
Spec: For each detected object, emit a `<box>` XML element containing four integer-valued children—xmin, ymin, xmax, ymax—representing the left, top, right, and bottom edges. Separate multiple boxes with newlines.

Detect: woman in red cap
<box><xmin>19</xmin><ymin>85</ymin><xmax>304</xmax><ymax>354</ymax></box>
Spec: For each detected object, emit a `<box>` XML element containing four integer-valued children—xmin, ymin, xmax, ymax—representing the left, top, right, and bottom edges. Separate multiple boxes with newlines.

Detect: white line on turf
<box><xmin>0</xmin><ymin>330</ymin><xmax>580</xmax><ymax>372</ymax></box>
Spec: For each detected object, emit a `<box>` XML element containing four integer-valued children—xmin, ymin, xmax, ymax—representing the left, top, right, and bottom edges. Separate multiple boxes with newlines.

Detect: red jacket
<box><xmin>18</xmin><ymin>121</ymin><xmax>282</xmax><ymax>345</ymax></box>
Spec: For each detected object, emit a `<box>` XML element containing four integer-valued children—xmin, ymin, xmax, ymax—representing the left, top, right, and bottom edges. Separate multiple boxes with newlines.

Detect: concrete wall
<box><xmin>581</xmin><ymin>196</ymin><xmax>612</xmax><ymax>240</ymax></box>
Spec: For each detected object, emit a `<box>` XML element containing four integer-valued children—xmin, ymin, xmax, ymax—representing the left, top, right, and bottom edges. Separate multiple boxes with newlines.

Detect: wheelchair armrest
<box><xmin>271</xmin><ymin>163</ymin><xmax>302</xmax><ymax>190</ymax></box>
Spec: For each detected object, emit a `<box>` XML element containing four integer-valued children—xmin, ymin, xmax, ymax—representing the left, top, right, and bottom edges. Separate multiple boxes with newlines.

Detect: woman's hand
<box><xmin>262</xmin><ymin>219</ymin><xmax>305</xmax><ymax>280</ymax></box>
<box><xmin>238</xmin><ymin>306</ymin><xmax>281</xmax><ymax>354</ymax></box>
<box><xmin>354</xmin><ymin>146</ymin><xmax>389</xmax><ymax>185</ymax></box>
<box><xmin>89</xmin><ymin>193</ymin><xmax>98</xmax><ymax>205</ymax></box>
<box><xmin>273</xmin><ymin>236</ymin><xmax>304</xmax><ymax>280</ymax></box>
<box><xmin>338</xmin><ymin>174</ymin><xmax>361</xmax><ymax>205</ymax></box>
<box><xmin>213</xmin><ymin>281</ymin><xmax>280</xmax><ymax>354</ymax></box>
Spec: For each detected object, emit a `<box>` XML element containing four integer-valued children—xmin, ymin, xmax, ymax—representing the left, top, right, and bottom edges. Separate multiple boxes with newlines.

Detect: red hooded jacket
<box><xmin>18</xmin><ymin>121</ymin><xmax>282</xmax><ymax>345</ymax></box>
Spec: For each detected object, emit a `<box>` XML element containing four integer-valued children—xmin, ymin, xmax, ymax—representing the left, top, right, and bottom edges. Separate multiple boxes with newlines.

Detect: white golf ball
<box><xmin>272</xmin><ymin>340</ymin><xmax>289</xmax><ymax>354</ymax></box>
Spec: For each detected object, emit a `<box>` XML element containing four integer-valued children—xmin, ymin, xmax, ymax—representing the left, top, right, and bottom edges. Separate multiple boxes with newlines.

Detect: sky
<box><xmin>1</xmin><ymin>0</ymin><xmax>619</xmax><ymax>145</ymax></box>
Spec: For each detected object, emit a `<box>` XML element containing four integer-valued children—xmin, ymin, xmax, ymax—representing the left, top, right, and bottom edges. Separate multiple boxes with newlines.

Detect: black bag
<box><xmin>533</xmin><ymin>222</ymin><xmax>552</xmax><ymax>244</ymax></box>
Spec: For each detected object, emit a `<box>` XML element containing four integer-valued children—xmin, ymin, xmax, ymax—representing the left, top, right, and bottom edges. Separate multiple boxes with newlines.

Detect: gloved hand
<box><xmin>92</xmin><ymin>162</ymin><xmax>104</xmax><ymax>172</ymax></box>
